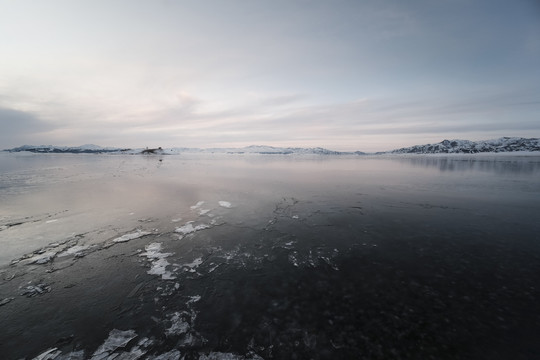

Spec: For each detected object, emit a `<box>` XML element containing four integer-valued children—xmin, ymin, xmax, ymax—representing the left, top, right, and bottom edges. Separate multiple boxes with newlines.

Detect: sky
<box><xmin>0</xmin><ymin>0</ymin><xmax>539</xmax><ymax>152</ymax></box>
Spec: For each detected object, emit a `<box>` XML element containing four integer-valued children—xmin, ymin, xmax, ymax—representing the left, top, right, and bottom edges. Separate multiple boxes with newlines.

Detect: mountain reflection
<box><xmin>391</xmin><ymin>156</ymin><xmax>540</xmax><ymax>175</ymax></box>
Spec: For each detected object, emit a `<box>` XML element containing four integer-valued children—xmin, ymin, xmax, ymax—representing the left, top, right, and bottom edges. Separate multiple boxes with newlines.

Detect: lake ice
<box><xmin>1</xmin><ymin>152</ymin><xmax>540</xmax><ymax>359</ymax></box>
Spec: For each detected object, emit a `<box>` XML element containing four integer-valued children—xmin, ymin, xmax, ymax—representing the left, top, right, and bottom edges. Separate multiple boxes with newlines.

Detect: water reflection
<box><xmin>388</xmin><ymin>155</ymin><xmax>540</xmax><ymax>175</ymax></box>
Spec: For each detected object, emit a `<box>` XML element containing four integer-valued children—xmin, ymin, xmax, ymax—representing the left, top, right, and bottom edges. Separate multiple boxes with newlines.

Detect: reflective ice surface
<box><xmin>1</xmin><ymin>152</ymin><xmax>540</xmax><ymax>359</ymax></box>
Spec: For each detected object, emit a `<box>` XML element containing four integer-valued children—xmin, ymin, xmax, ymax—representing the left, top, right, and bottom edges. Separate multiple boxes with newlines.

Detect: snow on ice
<box><xmin>218</xmin><ymin>201</ymin><xmax>232</xmax><ymax>208</ymax></box>
<box><xmin>113</xmin><ymin>230</ymin><xmax>152</xmax><ymax>243</ymax></box>
<box><xmin>140</xmin><ymin>243</ymin><xmax>176</xmax><ymax>280</ymax></box>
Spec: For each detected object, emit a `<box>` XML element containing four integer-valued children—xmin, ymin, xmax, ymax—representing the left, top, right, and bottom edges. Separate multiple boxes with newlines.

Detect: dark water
<box><xmin>1</xmin><ymin>153</ymin><xmax>540</xmax><ymax>359</ymax></box>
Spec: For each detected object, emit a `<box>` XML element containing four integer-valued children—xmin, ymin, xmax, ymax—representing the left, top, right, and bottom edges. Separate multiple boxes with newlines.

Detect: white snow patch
<box><xmin>171</xmin><ymin>218</ymin><xmax>182</xmax><ymax>223</ymax></box>
<box><xmin>140</xmin><ymin>243</ymin><xmax>176</xmax><ymax>280</ymax></box>
<box><xmin>113</xmin><ymin>230</ymin><xmax>151</xmax><ymax>243</ymax></box>
<box><xmin>27</xmin><ymin>251</ymin><xmax>57</xmax><ymax>264</ymax></box>
<box><xmin>182</xmin><ymin>257</ymin><xmax>203</xmax><ymax>272</ymax></box>
<box><xmin>45</xmin><ymin>219</ymin><xmax>58</xmax><ymax>224</ymax></box>
<box><xmin>218</xmin><ymin>201</ymin><xmax>232</xmax><ymax>208</ymax></box>
<box><xmin>165</xmin><ymin>312</ymin><xmax>191</xmax><ymax>336</ymax></box>
<box><xmin>175</xmin><ymin>222</ymin><xmax>210</xmax><ymax>235</ymax></box>
<box><xmin>57</xmin><ymin>245</ymin><xmax>90</xmax><ymax>257</ymax></box>
<box><xmin>199</xmin><ymin>209</ymin><xmax>211</xmax><ymax>215</ymax></box>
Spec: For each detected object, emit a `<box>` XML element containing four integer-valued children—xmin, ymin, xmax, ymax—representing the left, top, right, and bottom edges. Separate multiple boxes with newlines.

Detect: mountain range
<box><xmin>4</xmin><ymin>137</ymin><xmax>540</xmax><ymax>155</ymax></box>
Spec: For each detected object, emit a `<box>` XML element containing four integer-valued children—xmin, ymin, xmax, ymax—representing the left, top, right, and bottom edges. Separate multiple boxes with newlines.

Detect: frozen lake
<box><xmin>1</xmin><ymin>152</ymin><xmax>540</xmax><ymax>359</ymax></box>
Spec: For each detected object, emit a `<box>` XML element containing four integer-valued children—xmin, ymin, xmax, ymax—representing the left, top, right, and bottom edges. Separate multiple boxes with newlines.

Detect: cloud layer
<box><xmin>1</xmin><ymin>0</ymin><xmax>539</xmax><ymax>151</ymax></box>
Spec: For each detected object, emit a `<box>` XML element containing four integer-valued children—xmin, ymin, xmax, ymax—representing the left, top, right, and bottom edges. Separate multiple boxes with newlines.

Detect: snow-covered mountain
<box><xmin>386</xmin><ymin>137</ymin><xmax>540</xmax><ymax>154</ymax></box>
<box><xmin>5</xmin><ymin>137</ymin><xmax>540</xmax><ymax>155</ymax></box>
<box><xmin>5</xmin><ymin>144</ymin><xmax>125</xmax><ymax>153</ymax></box>
<box><xmin>164</xmin><ymin>145</ymin><xmax>360</xmax><ymax>155</ymax></box>
<box><xmin>5</xmin><ymin>144</ymin><xmax>363</xmax><ymax>155</ymax></box>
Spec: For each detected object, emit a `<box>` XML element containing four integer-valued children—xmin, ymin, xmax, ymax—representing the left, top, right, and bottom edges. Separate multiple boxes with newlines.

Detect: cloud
<box><xmin>0</xmin><ymin>107</ymin><xmax>54</xmax><ymax>148</ymax></box>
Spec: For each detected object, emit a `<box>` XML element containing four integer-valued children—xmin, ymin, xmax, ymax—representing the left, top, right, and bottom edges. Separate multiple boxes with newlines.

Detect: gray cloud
<box><xmin>0</xmin><ymin>108</ymin><xmax>54</xmax><ymax>148</ymax></box>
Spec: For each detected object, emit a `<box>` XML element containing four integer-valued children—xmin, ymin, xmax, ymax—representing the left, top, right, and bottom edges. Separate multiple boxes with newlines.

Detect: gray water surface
<box><xmin>1</xmin><ymin>152</ymin><xmax>539</xmax><ymax>359</ymax></box>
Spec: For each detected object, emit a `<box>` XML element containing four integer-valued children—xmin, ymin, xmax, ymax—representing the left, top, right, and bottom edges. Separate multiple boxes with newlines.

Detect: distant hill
<box><xmin>5</xmin><ymin>138</ymin><xmax>540</xmax><ymax>155</ymax></box>
<box><xmin>4</xmin><ymin>144</ymin><xmax>364</xmax><ymax>155</ymax></box>
<box><xmin>386</xmin><ymin>137</ymin><xmax>540</xmax><ymax>154</ymax></box>
<box><xmin>5</xmin><ymin>144</ymin><xmax>125</xmax><ymax>154</ymax></box>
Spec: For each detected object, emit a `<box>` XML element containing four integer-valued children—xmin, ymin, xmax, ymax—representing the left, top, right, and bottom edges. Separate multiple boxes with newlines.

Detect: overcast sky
<box><xmin>1</xmin><ymin>0</ymin><xmax>539</xmax><ymax>152</ymax></box>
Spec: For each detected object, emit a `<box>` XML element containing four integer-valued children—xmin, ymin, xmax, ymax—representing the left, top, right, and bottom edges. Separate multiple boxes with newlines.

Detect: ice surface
<box><xmin>198</xmin><ymin>353</ymin><xmax>247</xmax><ymax>360</ymax></box>
<box><xmin>0</xmin><ymin>297</ymin><xmax>14</xmax><ymax>306</ymax></box>
<box><xmin>218</xmin><ymin>201</ymin><xmax>232</xmax><ymax>208</ymax></box>
<box><xmin>113</xmin><ymin>230</ymin><xmax>151</xmax><ymax>243</ymax></box>
<box><xmin>108</xmin><ymin>346</ymin><xmax>146</xmax><ymax>360</ymax></box>
<box><xmin>56</xmin><ymin>350</ymin><xmax>85</xmax><ymax>360</ymax></box>
<box><xmin>90</xmin><ymin>329</ymin><xmax>137</xmax><ymax>360</ymax></box>
<box><xmin>148</xmin><ymin>350</ymin><xmax>181</xmax><ymax>360</ymax></box>
<box><xmin>190</xmin><ymin>201</ymin><xmax>205</xmax><ymax>209</ymax></box>
<box><xmin>140</xmin><ymin>243</ymin><xmax>176</xmax><ymax>280</ymax></box>
<box><xmin>175</xmin><ymin>222</ymin><xmax>210</xmax><ymax>235</ymax></box>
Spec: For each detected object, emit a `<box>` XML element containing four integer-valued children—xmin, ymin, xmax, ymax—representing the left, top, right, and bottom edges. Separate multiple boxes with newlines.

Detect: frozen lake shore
<box><xmin>1</xmin><ymin>153</ymin><xmax>540</xmax><ymax>359</ymax></box>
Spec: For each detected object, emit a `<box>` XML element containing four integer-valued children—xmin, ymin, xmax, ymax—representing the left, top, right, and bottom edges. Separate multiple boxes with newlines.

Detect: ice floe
<box><xmin>218</xmin><ymin>201</ymin><xmax>232</xmax><ymax>208</ymax></box>
<box><xmin>140</xmin><ymin>243</ymin><xmax>176</xmax><ymax>280</ymax></box>
<box><xmin>113</xmin><ymin>230</ymin><xmax>152</xmax><ymax>243</ymax></box>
